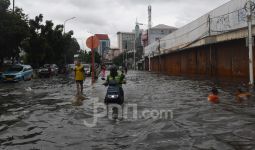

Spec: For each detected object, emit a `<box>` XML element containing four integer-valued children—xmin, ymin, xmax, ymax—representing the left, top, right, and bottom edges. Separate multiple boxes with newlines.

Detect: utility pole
<box><xmin>125</xmin><ymin>49</ymin><xmax>128</xmax><ymax>68</ymax></box>
<box><xmin>208</xmin><ymin>14</ymin><xmax>211</xmax><ymax>36</ymax></box>
<box><xmin>208</xmin><ymin>14</ymin><xmax>213</xmax><ymax>76</ymax></box>
<box><xmin>158</xmin><ymin>39</ymin><xmax>161</xmax><ymax>73</ymax></box>
<box><xmin>149</xmin><ymin>53</ymin><xmax>151</xmax><ymax>72</ymax></box>
<box><xmin>12</xmin><ymin>0</ymin><xmax>15</xmax><ymax>13</ymax></box>
<box><xmin>123</xmin><ymin>41</ymin><xmax>127</xmax><ymax>67</ymax></box>
<box><xmin>125</xmin><ymin>41</ymin><xmax>128</xmax><ymax>68</ymax></box>
<box><xmin>148</xmin><ymin>5</ymin><xmax>152</xmax><ymax>45</ymax></box>
<box><xmin>246</xmin><ymin>0</ymin><xmax>254</xmax><ymax>85</ymax></box>
<box><xmin>122</xmin><ymin>50</ymin><xmax>124</xmax><ymax>66</ymax></box>
<box><xmin>91</xmin><ymin>36</ymin><xmax>95</xmax><ymax>84</ymax></box>
<box><xmin>134</xmin><ymin>41</ymin><xmax>136</xmax><ymax>70</ymax></box>
<box><xmin>134</xmin><ymin>20</ymin><xmax>142</xmax><ymax>70</ymax></box>
<box><xmin>143</xmin><ymin>55</ymin><xmax>145</xmax><ymax>71</ymax></box>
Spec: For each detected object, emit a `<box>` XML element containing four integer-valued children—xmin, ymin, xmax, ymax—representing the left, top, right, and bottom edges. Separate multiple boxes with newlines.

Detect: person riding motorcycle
<box><xmin>103</xmin><ymin>66</ymin><xmax>125</xmax><ymax>98</ymax></box>
<box><xmin>104</xmin><ymin>66</ymin><xmax>125</xmax><ymax>86</ymax></box>
<box><xmin>103</xmin><ymin>66</ymin><xmax>126</xmax><ymax>119</ymax></box>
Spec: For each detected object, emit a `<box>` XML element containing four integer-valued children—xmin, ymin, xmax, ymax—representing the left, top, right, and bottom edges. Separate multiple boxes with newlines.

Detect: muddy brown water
<box><xmin>0</xmin><ymin>71</ymin><xmax>255</xmax><ymax>150</ymax></box>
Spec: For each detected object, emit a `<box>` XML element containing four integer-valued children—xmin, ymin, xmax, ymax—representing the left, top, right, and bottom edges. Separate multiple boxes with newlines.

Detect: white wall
<box><xmin>145</xmin><ymin>0</ymin><xmax>255</xmax><ymax>56</ymax></box>
<box><xmin>148</xmin><ymin>28</ymin><xmax>175</xmax><ymax>44</ymax></box>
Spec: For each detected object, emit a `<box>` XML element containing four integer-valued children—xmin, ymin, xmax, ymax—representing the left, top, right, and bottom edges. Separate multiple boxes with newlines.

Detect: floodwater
<box><xmin>1</xmin><ymin>71</ymin><xmax>255</xmax><ymax>150</ymax></box>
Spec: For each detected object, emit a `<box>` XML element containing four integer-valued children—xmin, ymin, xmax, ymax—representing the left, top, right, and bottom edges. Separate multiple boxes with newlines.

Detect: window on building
<box><xmin>102</xmin><ymin>41</ymin><xmax>107</xmax><ymax>55</ymax></box>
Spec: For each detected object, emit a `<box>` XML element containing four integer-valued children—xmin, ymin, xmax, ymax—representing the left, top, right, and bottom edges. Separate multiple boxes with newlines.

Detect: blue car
<box><xmin>2</xmin><ymin>65</ymin><xmax>33</xmax><ymax>82</ymax></box>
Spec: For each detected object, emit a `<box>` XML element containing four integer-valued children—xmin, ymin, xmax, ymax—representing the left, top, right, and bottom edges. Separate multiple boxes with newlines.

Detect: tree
<box><xmin>76</xmin><ymin>50</ymin><xmax>101</xmax><ymax>64</ymax></box>
<box><xmin>22</xmin><ymin>14</ymin><xmax>80</xmax><ymax>68</ymax></box>
<box><xmin>77</xmin><ymin>50</ymin><xmax>87</xmax><ymax>63</ymax></box>
<box><xmin>113</xmin><ymin>53</ymin><xmax>124</xmax><ymax>66</ymax></box>
<box><xmin>86</xmin><ymin>51</ymin><xmax>101</xmax><ymax>64</ymax></box>
<box><xmin>0</xmin><ymin>1</ymin><xmax>80</xmax><ymax>67</ymax></box>
<box><xmin>21</xmin><ymin>14</ymin><xmax>47</xmax><ymax>67</ymax></box>
<box><xmin>0</xmin><ymin>0</ymin><xmax>10</xmax><ymax>12</ymax></box>
<box><xmin>0</xmin><ymin>0</ymin><xmax>29</xmax><ymax>65</ymax></box>
<box><xmin>65</xmin><ymin>38</ymin><xmax>80</xmax><ymax>64</ymax></box>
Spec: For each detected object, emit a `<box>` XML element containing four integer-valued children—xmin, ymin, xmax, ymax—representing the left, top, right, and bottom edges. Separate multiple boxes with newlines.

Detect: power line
<box><xmin>160</xmin><ymin>31</ymin><xmax>209</xmax><ymax>53</ymax></box>
<box><xmin>210</xmin><ymin>8</ymin><xmax>243</xmax><ymax>20</ymax></box>
<box><xmin>146</xmin><ymin>21</ymin><xmax>208</xmax><ymax>55</ymax></box>
<box><xmin>160</xmin><ymin>21</ymin><xmax>208</xmax><ymax>42</ymax></box>
<box><xmin>147</xmin><ymin>2</ymin><xmax>255</xmax><ymax>55</ymax></box>
<box><xmin>161</xmin><ymin>4</ymin><xmax>255</xmax><ymax>42</ymax></box>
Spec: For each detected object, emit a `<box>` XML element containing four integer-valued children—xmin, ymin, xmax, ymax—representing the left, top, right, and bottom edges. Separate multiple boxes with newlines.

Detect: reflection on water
<box><xmin>0</xmin><ymin>72</ymin><xmax>255</xmax><ymax>150</ymax></box>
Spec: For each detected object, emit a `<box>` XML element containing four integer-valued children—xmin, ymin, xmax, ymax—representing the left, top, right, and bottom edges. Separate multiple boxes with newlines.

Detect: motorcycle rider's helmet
<box><xmin>110</xmin><ymin>65</ymin><xmax>118</xmax><ymax>78</ymax></box>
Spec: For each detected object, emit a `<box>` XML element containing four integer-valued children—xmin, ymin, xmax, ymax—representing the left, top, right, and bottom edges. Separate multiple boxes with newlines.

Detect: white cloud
<box><xmin>14</xmin><ymin>0</ymin><xmax>230</xmax><ymax>48</ymax></box>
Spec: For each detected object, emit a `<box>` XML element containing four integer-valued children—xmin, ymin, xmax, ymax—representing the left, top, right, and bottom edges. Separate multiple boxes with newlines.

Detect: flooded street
<box><xmin>1</xmin><ymin>71</ymin><xmax>255</xmax><ymax>150</ymax></box>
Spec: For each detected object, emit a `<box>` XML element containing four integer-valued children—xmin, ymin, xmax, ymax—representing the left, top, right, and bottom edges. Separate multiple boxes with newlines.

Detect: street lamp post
<box><xmin>64</xmin><ymin>17</ymin><xmax>76</xmax><ymax>33</ymax></box>
<box><xmin>134</xmin><ymin>42</ymin><xmax>136</xmax><ymax>70</ymax></box>
<box><xmin>246</xmin><ymin>0</ymin><xmax>254</xmax><ymax>86</ymax></box>
<box><xmin>63</xmin><ymin>17</ymin><xmax>75</xmax><ymax>67</ymax></box>
<box><xmin>12</xmin><ymin>0</ymin><xmax>15</xmax><ymax>13</ymax></box>
<box><xmin>149</xmin><ymin>53</ymin><xmax>151</xmax><ymax>72</ymax></box>
<box><xmin>126</xmin><ymin>49</ymin><xmax>128</xmax><ymax>68</ymax></box>
<box><xmin>123</xmin><ymin>40</ymin><xmax>128</xmax><ymax>67</ymax></box>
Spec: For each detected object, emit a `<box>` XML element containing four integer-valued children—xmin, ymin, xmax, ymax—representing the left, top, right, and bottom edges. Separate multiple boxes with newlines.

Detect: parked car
<box><xmin>38</xmin><ymin>64</ymin><xmax>59</xmax><ymax>78</ymax></box>
<box><xmin>2</xmin><ymin>64</ymin><xmax>33</xmax><ymax>82</ymax></box>
<box><xmin>0</xmin><ymin>64</ymin><xmax>11</xmax><ymax>82</ymax></box>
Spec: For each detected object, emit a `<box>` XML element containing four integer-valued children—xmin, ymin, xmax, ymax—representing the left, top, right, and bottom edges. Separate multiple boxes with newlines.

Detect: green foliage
<box><xmin>0</xmin><ymin>0</ymin><xmax>10</xmax><ymax>12</ymax></box>
<box><xmin>0</xmin><ymin>1</ymin><xmax>29</xmax><ymax>64</ymax></box>
<box><xmin>113</xmin><ymin>53</ymin><xmax>124</xmax><ymax>66</ymax></box>
<box><xmin>22</xmin><ymin>14</ymin><xmax>80</xmax><ymax>68</ymax></box>
<box><xmin>112</xmin><ymin>47</ymin><xmax>143</xmax><ymax>67</ymax></box>
<box><xmin>0</xmin><ymin>0</ymin><xmax>80</xmax><ymax>67</ymax></box>
<box><xmin>77</xmin><ymin>50</ymin><xmax>101</xmax><ymax>64</ymax></box>
<box><xmin>93</xmin><ymin>51</ymin><xmax>102</xmax><ymax>64</ymax></box>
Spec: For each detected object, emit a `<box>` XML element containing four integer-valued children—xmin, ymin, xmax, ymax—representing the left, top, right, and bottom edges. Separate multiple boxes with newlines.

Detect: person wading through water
<box><xmin>74</xmin><ymin>60</ymin><xmax>85</xmax><ymax>96</ymax></box>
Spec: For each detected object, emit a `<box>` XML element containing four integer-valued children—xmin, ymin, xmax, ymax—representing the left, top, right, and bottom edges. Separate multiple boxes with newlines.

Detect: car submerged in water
<box><xmin>1</xmin><ymin>64</ymin><xmax>33</xmax><ymax>82</ymax></box>
<box><xmin>38</xmin><ymin>64</ymin><xmax>59</xmax><ymax>78</ymax></box>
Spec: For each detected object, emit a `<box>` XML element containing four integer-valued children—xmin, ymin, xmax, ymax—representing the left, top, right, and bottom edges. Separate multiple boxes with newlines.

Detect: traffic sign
<box><xmin>86</xmin><ymin>36</ymin><xmax>99</xmax><ymax>49</ymax></box>
<box><xmin>86</xmin><ymin>35</ymin><xmax>99</xmax><ymax>85</ymax></box>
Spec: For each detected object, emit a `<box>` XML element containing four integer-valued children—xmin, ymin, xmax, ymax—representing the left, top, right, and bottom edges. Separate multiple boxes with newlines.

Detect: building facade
<box><xmin>94</xmin><ymin>34</ymin><xmax>110</xmax><ymax>57</ymax></box>
<box><xmin>142</xmin><ymin>24</ymin><xmax>177</xmax><ymax>47</ymax></box>
<box><xmin>105</xmin><ymin>48</ymin><xmax>121</xmax><ymax>61</ymax></box>
<box><xmin>117</xmin><ymin>32</ymin><xmax>135</xmax><ymax>53</ymax></box>
<box><xmin>144</xmin><ymin>0</ymin><xmax>255</xmax><ymax>80</ymax></box>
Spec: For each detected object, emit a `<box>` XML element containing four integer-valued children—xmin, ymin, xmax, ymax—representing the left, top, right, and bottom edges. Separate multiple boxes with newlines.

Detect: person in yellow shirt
<box><xmin>74</xmin><ymin>60</ymin><xmax>85</xmax><ymax>95</ymax></box>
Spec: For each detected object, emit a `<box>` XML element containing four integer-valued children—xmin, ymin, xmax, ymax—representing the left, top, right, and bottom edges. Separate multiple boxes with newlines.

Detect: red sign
<box><xmin>86</xmin><ymin>35</ymin><xmax>99</xmax><ymax>84</ymax></box>
<box><xmin>86</xmin><ymin>36</ymin><xmax>99</xmax><ymax>49</ymax></box>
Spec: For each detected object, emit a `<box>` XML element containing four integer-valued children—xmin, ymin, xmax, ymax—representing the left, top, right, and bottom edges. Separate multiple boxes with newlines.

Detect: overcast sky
<box><xmin>14</xmin><ymin>0</ymin><xmax>230</xmax><ymax>49</ymax></box>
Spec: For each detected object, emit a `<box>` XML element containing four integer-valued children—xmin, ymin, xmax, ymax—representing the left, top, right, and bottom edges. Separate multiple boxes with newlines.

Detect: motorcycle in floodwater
<box><xmin>104</xmin><ymin>80</ymin><xmax>125</xmax><ymax>119</ymax></box>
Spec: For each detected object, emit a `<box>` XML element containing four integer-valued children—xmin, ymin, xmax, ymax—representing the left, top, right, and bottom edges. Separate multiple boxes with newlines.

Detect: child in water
<box><xmin>208</xmin><ymin>87</ymin><xmax>219</xmax><ymax>104</ymax></box>
<box><xmin>235</xmin><ymin>88</ymin><xmax>252</xmax><ymax>102</ymax></box>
